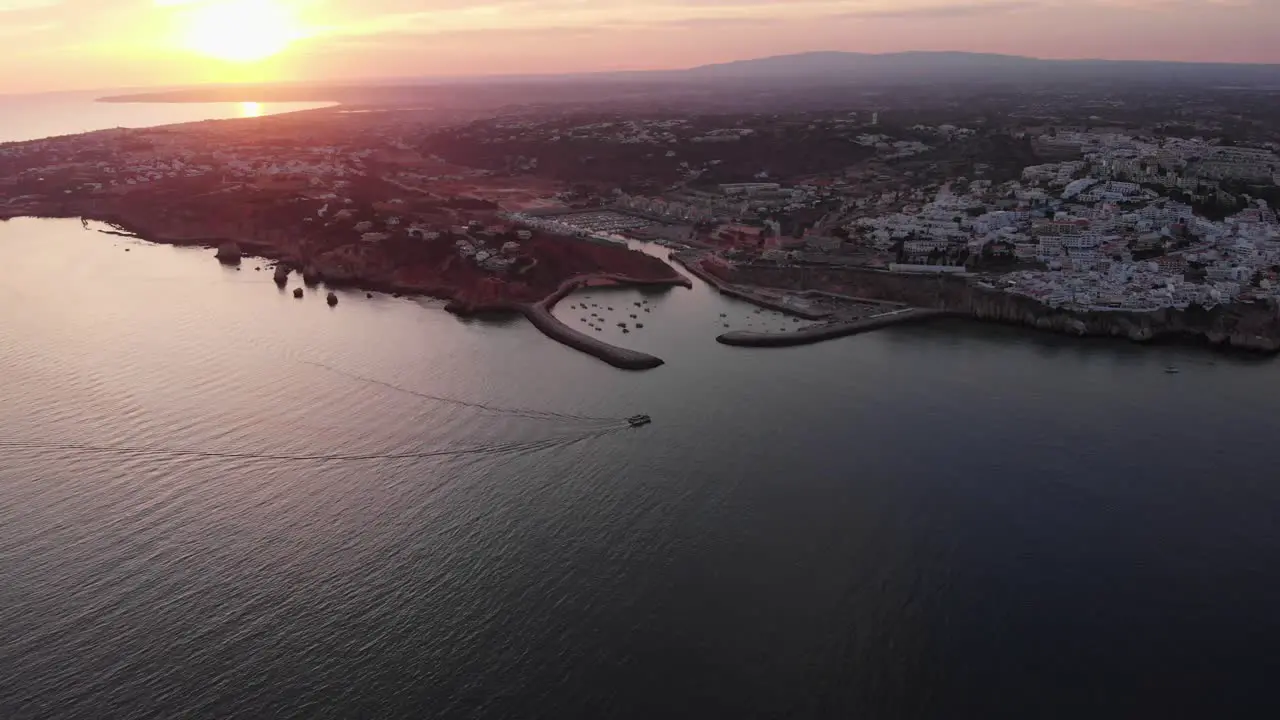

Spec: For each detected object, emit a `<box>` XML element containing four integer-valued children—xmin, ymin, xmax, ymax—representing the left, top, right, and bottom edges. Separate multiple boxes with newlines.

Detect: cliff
<box><xmin>3</xmin><ymin>196</ymin><xmax>683</xmax><ymax>316</ymax></box>
<box><xmin>715</xmin><ymin>262</ymin><xmax>1280</xmax><ymax>353</ymax></box>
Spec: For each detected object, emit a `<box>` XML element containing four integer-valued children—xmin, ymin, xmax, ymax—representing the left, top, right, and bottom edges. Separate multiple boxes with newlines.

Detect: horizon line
<box><xmin>11</xmin><ymin>48</ymin><xmax>1280</xmax><ymax>99</ymax></box>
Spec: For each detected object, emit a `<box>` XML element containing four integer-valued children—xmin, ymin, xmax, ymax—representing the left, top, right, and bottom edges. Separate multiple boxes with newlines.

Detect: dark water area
<box><xmin>4</xmin><ymin>222</ymin><xmax>1280</xmax><ymax>715</ymax></box>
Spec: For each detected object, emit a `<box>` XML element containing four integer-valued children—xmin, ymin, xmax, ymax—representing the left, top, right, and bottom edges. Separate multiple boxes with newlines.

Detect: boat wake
<box><xmin>0</xmin><ymin>426</ymin><xmax>622</xmax><ymax>466</ymax></box>
<box><xmin>0</xmin><ymin>358</ymin><xmax>645</xmax><ymax>466</ymax></box>
<box><xmin>300</xmin><ymin>359</ymin><xmax>631</xmax><ymax>428</ymax></box>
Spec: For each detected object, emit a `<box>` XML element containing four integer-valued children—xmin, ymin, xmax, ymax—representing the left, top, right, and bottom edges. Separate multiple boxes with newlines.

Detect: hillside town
<box><xmin>3</xmin><ymin>82</ymin><xmax>1280</xmax><ymax>346</ymax></box>
<box><xmin>844</xmin><ymin>130</ymin><xmax>1280</xmax><ymax>311</ymax></box>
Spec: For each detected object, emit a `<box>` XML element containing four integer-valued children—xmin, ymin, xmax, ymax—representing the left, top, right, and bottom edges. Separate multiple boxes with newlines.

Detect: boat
<box><xmin>1165</xmin><ymin>366</ymin><xmax>1180</xmax><ymax>374</ymax></box>
<box><xmin>627</xmin><ymin>414</ymin><xmax>652</xmax><ymax>427</ymax></box>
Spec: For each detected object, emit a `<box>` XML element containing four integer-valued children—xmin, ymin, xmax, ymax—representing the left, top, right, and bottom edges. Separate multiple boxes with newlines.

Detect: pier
<box><xmin>717</xmin><ymin>308</ymin><xmax>947</xmax><ymax>347</ymax></box>
<box><xmin>669</xmin><ymin>252</ymin><xmax>831</xmax><ymax>320</ymax></box>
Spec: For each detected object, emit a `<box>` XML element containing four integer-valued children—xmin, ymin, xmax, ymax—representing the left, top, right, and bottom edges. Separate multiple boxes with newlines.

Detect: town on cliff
<box><xmin>3</xmin><ymin>79</ymin><xmax>1280</xmax><ymax>363</ymax></box>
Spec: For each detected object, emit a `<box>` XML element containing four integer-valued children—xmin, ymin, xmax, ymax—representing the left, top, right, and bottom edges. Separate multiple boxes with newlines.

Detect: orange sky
<box><xmin>2</xmin><ymin>0</ymin><xmax>1278</xmax><ymax>94</ymax></box>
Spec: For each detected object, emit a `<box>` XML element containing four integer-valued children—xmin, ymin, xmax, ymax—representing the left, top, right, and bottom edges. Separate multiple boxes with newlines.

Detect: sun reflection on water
<box><xmin>239</xmin><ymin>101</ymin><xmax>263</xmax><ymax>118</ymax></box>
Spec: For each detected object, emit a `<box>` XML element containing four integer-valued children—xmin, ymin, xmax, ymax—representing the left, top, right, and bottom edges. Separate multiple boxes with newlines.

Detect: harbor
<box><xmin>521</xmin><ymin>273</ymin><xmax>691</xmax><ymax>370</ymax></box>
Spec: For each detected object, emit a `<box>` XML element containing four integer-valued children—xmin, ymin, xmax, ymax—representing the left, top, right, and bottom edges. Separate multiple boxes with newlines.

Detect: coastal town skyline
<box><xmin>3</xmin><ymin>0</ymin><xmax>1280</xmax><ymax>94</ymax></box>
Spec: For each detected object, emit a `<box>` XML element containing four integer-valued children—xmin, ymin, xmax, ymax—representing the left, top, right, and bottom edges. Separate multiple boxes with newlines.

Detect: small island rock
<box><xmin>293</xmin><ymin>288</ymin><xmax>304</xmax><ymax>299</ymax></box>
<box><xmin>215</xmin><ymin>242</ymin><xmax>242</xmax><ymax>265</ymax></box>
<box><xmin>327</xmin><ymin>292</ymin><xmax>338</xmax><ymax>306</ymax></box>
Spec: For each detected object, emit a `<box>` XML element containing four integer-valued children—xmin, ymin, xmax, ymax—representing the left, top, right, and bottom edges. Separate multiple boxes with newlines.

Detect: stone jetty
<box><xmin>718</xmin><ymin>308</ymin><xmax>945</xmax><ymax>347</ymax></box>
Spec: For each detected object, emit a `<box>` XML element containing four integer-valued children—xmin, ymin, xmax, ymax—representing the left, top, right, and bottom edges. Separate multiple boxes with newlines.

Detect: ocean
<box><xmin>3</xmin><ymin>102</ymin><xmax>1280</xmax><ymax>718</ymax></box>
<box><xmin>0</xmin><ymin>91</ymin><xmax>332</xmax><ymax>144</ymax></box>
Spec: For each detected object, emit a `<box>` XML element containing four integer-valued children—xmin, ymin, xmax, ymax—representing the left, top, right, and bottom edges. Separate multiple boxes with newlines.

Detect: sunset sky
<box><xmin>2</xmin><ymin>0</ymin><xmax>1278</xmax><ymax>94</ymax></box>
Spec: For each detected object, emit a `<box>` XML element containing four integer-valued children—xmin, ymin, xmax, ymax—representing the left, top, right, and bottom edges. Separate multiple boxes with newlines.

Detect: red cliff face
<box><xmin>24</xmin><ymin>190</ymin><xmax>682</xmax><ymax>313</ymax></box>
<box><xmin>509</xmin><ymin>238</ymin><xmax>678</xmax><ymax>299</ymax></box>
<box><xmin>450</xmin><ymin>277</ymin><xmax>509</xmax><ymax>311</ymax></box>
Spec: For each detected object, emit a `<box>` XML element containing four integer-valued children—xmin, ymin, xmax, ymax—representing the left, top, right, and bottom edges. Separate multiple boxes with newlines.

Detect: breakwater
<box><xmin>521</xmin><ymin>274</ymin><xmax>691</xmax><ymax>370</ymax></box>
<box><xmin>718</xmin><ymin>308</ymin><xmax>946</xmax><ymax>347</ymax></box>
<box><xmin>716</xmin><ymin>262</ymin><xmax>1280</xmax><ymax>353</ymax></box>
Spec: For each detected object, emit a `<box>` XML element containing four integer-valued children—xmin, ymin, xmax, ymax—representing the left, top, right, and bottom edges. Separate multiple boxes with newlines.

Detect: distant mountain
<box><xmin>681</xmin><ymin>51</ymin><xmax>1044</xmax><ymax>80</ymax></box>
<box><xmin>670</xmin><ymin>51</ymin><xmax>1280</xmax><ymax>86</ymax></box>
<box><xmin>98</xmin><ymin>51</ymin><xmax>1280</xmax><ymax>106</ymax></box>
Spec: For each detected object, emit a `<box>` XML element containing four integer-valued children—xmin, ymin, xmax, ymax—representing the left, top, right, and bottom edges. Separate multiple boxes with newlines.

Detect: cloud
<box><xmin>834</xmin><ymin>1</ymin><xmax>1038</xmax><ymax>19</ymax></box>
<box><xmin>310</xmin><ymin>0</ymin><xmax>1054</xmax><ymax>50</ymax></box>
<box><xmin>0</xmin><ymin>0</ymin><xmax>58</xmax><ymax>41</ymax></box>
<box><xmin>0</xmin><ymin>0</ymin><xmax>58</xmax><ymax>11</ymax></box>
<box><xmin>0</xmin><ymin>21</ymin><xmax>54</xmax><ymax>34</ymax></box>
<box><xmin>3</xmin><ymin>0</ymin><xmax>1279</xmax><ymax>93</ymax></box>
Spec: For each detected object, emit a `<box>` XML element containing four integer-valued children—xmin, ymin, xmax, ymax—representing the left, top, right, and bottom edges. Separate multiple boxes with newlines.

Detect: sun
<box><xmin>182</xmin><ymin>0</ymin><xmax>300</xmax><ymax>63</ymax></box>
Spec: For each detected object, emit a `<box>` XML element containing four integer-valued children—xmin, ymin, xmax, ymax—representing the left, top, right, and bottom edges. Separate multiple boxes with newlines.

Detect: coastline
<box><xmin>0</xmin><ymin>208</ymin><xmax>674</xmax><ymax>300</ymax></box>
<box><xmin>11</xmin><ymin>205</ymin><xmax>1277</xmax><ymax>359</ymax></box>
<box><xmin>1</xmin><ymin>211</ymin><xmax>693</xmax><ymax>368</ymax></box>
<box><xmin>674</xmin><ymin>252</ymin><xmax>1280</xmax><ymax>354</ymax></box>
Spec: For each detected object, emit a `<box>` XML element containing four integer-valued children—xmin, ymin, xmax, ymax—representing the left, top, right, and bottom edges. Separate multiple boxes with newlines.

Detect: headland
<box><xmin>2</xmin><ymin>200</ymin><xmax>689</xmax><ymax>368</ymax></box>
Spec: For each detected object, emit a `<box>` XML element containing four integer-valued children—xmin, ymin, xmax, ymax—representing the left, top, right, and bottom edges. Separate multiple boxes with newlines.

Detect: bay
<box><xmin>2</xmin><ymin>104</ymin><xmax>1280</xmax><ymax>719</ymax></box>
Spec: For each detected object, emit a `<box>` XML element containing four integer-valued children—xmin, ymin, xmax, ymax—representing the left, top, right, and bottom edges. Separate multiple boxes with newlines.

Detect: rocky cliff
<box><xmin>10</xmin><ymin>199</ymin><xmax>682</xmax><ymax>316</ymax></box>
<box><xmin>719</xmin><ymin>263</ymin><xmax>1280</xmax><ymax>353</ymax></box>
